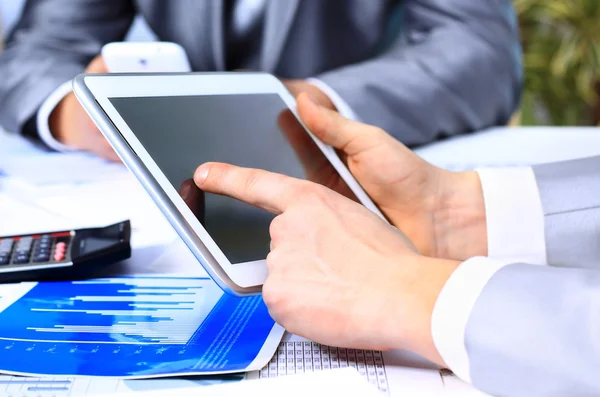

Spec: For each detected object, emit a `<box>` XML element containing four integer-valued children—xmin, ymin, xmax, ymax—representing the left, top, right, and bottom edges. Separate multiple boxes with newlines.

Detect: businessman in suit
<box><xmin>0</xmin><ymin>0</ymin><xmax>521</xmax><ymax>160</ymax></box>
<box><xmin>191</xmin><ymin>93</ymin><xmax>600</xmax><ymax>397</ymax></box>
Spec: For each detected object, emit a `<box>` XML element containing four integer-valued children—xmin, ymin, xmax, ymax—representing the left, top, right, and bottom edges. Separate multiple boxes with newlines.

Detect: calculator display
<box><xmin>79</xmin><ymin>237</ymin><xmax>119</xmax><ymax>255</ymax></box>
<box><xmin>109</xmin><ymin>94</ymin><xmax>355</xmax><ymax>264</ymax></box>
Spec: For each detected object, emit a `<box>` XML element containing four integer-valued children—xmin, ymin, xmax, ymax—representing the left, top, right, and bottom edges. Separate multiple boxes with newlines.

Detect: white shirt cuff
<box><xmin>306</xmin><ymin>78</ymin><xmax>361</xmax><ymax>122</ymax></box>
<box><xmin>431</xmin><ymin>257</ymin><xmax>512</xmax><ymax>383</ymax></box>
<box><xmin>36</xmin><ymin>80</ymin><xmax>78</xmax><ymax>152</ymax></box>
<box><xmin>476</xmin><ymin>167</ymin><xmax>547</xmax><ymax>265</ymax></box>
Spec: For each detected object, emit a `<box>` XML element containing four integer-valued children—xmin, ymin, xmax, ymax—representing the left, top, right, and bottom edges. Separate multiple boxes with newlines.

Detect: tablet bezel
<box><xmin>73</xmin><ymin>73</ymin><xmax>386</xmax><ymax>296</ymax></box>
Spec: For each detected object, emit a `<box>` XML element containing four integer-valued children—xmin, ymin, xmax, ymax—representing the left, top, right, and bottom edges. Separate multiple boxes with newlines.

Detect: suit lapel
<box><xmin>260</xmin><ymin>0</ymin><xmax>300</xmax><ymax>72</ymax></box>
<box><xmin>210</xmin><ymin>0</ymin><xmax>226</xmax><ymax>70</ymax></box>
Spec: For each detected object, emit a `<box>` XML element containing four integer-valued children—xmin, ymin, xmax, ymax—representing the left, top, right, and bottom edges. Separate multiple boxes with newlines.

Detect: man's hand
<box><xmin>49</xmin><ymin>55</ymin><xmax>119</xmax><ymax>161</ymax></box>
<box><xmin>194</xmin><ymin>162</ymin><xmax>458</xmax><ymax>364</ymax></box>
<box><xmin>289</xmin><ymin>93</ymin><xmax>488</xmax><ymax>260</ymax></box>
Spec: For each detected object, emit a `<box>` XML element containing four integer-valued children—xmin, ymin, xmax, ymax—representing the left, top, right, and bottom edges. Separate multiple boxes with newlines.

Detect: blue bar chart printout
<box><xmin>0</xmin><ymin>277</ymin><xmax>284</xmax><ymax>378</ymax></box>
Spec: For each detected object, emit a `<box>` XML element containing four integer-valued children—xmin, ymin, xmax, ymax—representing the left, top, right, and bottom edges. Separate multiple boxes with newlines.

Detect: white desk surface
<box><xmin>0</xmin><ymin>125</ymin><xmax>598</xmax><ymax>397</ymax></box>
<box><xmin>415</xmin><ymin>126</ymin><xmax>600</xmax><ymax>169</ymax></box>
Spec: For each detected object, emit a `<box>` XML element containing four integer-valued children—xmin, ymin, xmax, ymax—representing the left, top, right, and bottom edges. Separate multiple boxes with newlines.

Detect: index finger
<box><xmin>194</xmin><ymin>163</ymin><xmax>303</xmax><ymax>214</ymax></box>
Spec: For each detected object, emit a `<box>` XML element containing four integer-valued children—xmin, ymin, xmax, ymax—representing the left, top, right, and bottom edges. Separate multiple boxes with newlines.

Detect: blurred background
<box><xmin>515</xmin><ymin>0</ymin><xmax>600</xmax><ymax>126</ymax></box>
<box><xmin>1</xmin><ymin>0</ymin><xmax>598</xmax><ymax>127</ymax></box>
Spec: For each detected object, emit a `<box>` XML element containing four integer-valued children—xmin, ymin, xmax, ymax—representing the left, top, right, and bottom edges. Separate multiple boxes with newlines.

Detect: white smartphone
<box><xmin>72</xmin><ymin>73</ymin><xmax>390</xmax><ymax>296</ymax></box>
<box><xmin>101</xmin><ymin>42</ymin><xmax>192</xmax><ymax>73</ymax></box>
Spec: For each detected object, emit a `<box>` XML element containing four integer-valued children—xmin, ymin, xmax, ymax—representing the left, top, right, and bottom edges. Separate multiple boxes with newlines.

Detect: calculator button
<box><xmin>53</xmin><ymin>243</ymin><xmax>66</xmax><ymax>261</ymax></box>
<box><xmin>38</xmin><ymin>241</ymin><xmax>51</xmax><ymax>250</ymax></box>
<box><xmin>13</xmin><ymin>254</ymin><xmax>30</xmax><ymax>264</ymax></box>
<box><xmin>0</xmin><ymin>256</ymin><xmax>9</xmax><ymax>266</ymax></box>
<box><xmin>0</xmin><ymin>239</ymin><xmax>13</xmax><ymax>253</ymax></box>
<box><xmin>16</xmin><ymin>246</ymin><xmax>32</xmax><ymax>254</ymax></box>
<box><xmin>17</xmin><ymin>237</ymin><xmax>33</xmax><ymax>246</ymax></box>
<box><xmin>33</xmin><ymin>254</ymin><xmax>50</xmax><ymax>263</ymax></box>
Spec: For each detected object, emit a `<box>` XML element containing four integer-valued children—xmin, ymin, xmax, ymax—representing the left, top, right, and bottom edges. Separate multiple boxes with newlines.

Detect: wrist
<box><xmin>49</xmin><ymin>93</ymin><xmax>74</xmax><ymax>144</ymax></box>
<box><xmin>385</xmin><ymin>256</ymin><xmax>460</xmax><ymax>366</ymax></box>
<box><xmin>433</xmin><ymin>171</ymin><xmax>487</xmax><ymax>260</ymax></box>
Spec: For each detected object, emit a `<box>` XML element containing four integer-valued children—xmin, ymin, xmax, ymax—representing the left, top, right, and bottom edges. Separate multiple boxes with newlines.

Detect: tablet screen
<box><xmin>109</xmin><ymin>94</ymin><xmax>356</xmax><ymax>264</ymax></box>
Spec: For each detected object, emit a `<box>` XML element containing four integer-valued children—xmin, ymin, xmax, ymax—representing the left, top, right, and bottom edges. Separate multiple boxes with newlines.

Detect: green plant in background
<box><xmin>515</xmin><ymin>0</ymin><xmax>600</xmax><ymax>126</ymax></box>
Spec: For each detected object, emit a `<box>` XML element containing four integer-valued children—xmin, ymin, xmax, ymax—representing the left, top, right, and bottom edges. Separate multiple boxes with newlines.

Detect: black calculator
<box><xmin>0</xmin><ymin>221</ymin><xmax>132</xmax><ymax>282</ymax></box>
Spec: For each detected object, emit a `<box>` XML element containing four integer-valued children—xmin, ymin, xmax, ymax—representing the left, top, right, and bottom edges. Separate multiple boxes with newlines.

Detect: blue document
<box><xmin>0</xmin><ymin>277</ymin><xmax>284</xmax><ymax>378</ymax></box>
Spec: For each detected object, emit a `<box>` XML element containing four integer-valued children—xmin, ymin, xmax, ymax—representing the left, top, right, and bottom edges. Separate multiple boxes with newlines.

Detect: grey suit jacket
<box><xmin>0</xmin><ymin>12</ymin><xmax>3</xmax><ymax>54</ymax></box>
<box><xmin>466</xmin><ymin>156</ymin><xmax>600</xmax><ymax>397</ymax></box>
<box><xmin>0</xmin><ymin>0</ymin><xmax>521</xmax><ymax>145</ymax></box>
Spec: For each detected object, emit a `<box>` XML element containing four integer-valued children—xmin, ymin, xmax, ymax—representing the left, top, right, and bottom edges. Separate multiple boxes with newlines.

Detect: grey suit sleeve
<box><xmin>316</xmin><ymin>0</ymin><xmax>522</xmax><ymax>145</ymax></box>
<box><xmin>465</xmin><ymin>263</ymin><xmax>600</xmax><ymax>397</ymax></box>
<box><xmin>0</xmin><ymin>0</ymin><xmax>136</xmax><ymax>135</ymax></box>
<box><xmin>533</xmin><ymin>156</ymin><xmax>600</xmax><ymax>269</ymax></box>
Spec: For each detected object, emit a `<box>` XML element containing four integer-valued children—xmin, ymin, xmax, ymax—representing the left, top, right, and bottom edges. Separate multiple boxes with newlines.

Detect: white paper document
<box><xmin>0</xmin><ymin>151</ymin><xmax>130</xmax><ymax>187</ymax></box>
<box><xmin>91</xmin><ymin>369</ymin><xmax>381</xmax><ymax>397</ymax></box>
<box><xmin>0</xmin><ymin>194</ymin><xmax>76</xmax><ymax>237</ymax></box>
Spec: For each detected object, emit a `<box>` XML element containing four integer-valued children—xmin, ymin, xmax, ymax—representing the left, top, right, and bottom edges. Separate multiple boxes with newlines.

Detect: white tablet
<box><xmin>73</xmin><ymin>73</ymin><xmax>386</xmax><ymax>296</ymax></box>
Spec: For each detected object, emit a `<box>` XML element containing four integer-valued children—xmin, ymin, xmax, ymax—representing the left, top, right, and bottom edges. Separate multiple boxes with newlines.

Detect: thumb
<box><xmin>296</xmin><ymin>92</ymin><xmax>385</xmax><ymax>156</ymax></box>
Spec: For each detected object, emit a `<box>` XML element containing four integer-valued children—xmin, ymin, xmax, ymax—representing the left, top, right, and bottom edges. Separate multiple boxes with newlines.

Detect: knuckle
<box><xmin>262</xmin><ymin>280</ymin><xmax>283</xmax><ymax>309</ymax></box>
<box><xmin>265</xmin><ymin>248</ymin><xmax>284</xmax><ymax>271</ymax></box>
<box><xmin>371</xmin><ymin>126</ymin><xmax>392</xmax><ymax>144</ymax></box>
<box><xmin>243</xmin><ymin>169</ymin><xmax>262</xmax><ymax>194</ymax></box>
<box><xmin>297</xmin><ymin>182</ymin><xmax>327</xmax><ymax>203</ymax></box>
<box><xmin>276</xmin><ymin>174</ymin><xmax>299</xmax><ymax>193</ymax></box>
<box><xmin>269</xmin><ymin>215</ymin><xmax>285</xmax><ymax>241</ymax></box>
<box><xmin>301</xmin><ymin>186</ymin><xmax>334</xmax><ymax>211</ymax></box>
<box><xmin>372</xmin><ymin>126</ymin><xmax>387</xmax><ymax>136</ymax></box>
<box><xmin>262</xmin><ymin>280</ymin><xmax>294</xmax><ymax>328</ymax></box>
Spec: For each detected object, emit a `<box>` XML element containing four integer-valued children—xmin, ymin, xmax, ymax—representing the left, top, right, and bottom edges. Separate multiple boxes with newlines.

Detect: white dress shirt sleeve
<box><xmin>431</xmin><ymin>167</ymin><xmax>548</xmax><ymax>382</ymax></box>
<box><xmin>306</xmin><ymin>78</ymin><xmax>361</xmax><ymax>122</ymax></box>
<box><xmin>431</xmin><ymin>257</ymin><xmax>512</xmax><ymax>383</ymax></box>
<box><xmin>476</xmin><ymin>167</ymin><xmax>547</xmax><ymax>265</ymax></box>
<box><xmin>36</xmin><ymin>80</ymin><xmax>78</xmax><ymax>152</ymax></box>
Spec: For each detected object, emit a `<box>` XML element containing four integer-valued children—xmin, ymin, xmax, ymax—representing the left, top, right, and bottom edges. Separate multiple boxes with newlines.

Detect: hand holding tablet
<box><xmin>73</xmin><ymin>73</ymin><xmax>396</xmax><ymax>295</ymax></box>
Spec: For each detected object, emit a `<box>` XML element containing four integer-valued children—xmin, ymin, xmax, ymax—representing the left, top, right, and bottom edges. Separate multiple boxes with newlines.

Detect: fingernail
<box><xmin>194</xmin><ymin>165</ymin><xmax>210</xmax><ymax>185</ymax></box>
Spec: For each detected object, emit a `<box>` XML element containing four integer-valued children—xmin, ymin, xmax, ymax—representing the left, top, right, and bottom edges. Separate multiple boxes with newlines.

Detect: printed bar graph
<box><xmin>18</xmin><ymin>278</ymin><xmax>220</xmax><ymax>345</ymax></box>
<box><xmin>0</xmin><ymin>277</ymin><xmax>283</xmax><ymax>378</ymax></box>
